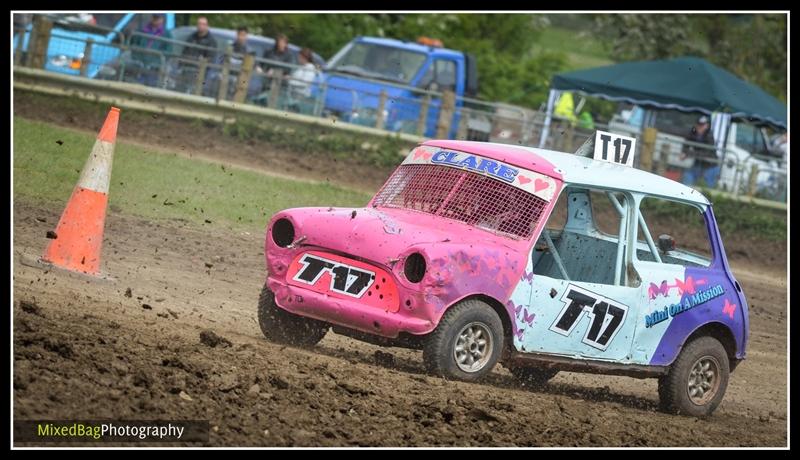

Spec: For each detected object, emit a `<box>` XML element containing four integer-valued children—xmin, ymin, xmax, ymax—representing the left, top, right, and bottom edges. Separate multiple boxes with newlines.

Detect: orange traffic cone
<box><xmin>42</xmin><ymin>107</ymin><xmax>120</xmax><ymax>275</ymax></box>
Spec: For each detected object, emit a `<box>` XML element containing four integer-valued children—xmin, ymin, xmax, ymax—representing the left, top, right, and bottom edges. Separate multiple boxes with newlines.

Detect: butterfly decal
<box><xmin>674</xmin><ymin>276</ymin><xmax>707</xmax><ymax>296</ymax></box>
<box><xmin>648</xmin><ymin>276</ymin><xmax>709</xmax><ymax>300</ymax></box>
<box><xmin>521</xmin><ymin>308</ymin><xmax>535</xmax><ymax>325</ymax></box>
<box><xmin>520</xmin><ymin>269</ymin><xmax>534</xmax><ymax>284</ymax></box>
<box><xmin>722</xmin><ymin>299</ymin><xmax>737</xmax><ymax>319</ymax></box>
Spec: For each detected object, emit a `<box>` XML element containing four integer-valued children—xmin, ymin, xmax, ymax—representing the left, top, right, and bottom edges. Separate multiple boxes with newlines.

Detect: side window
<box><xmin>349</xmin><ymin>43</ymin><xmax>370</xmax><ymax>66</ymax></box>
<box><xmin>752</xmin><ymin>127</ymin><xmax>769</xmax><ymax>156</ymax></box>
<box><xmin>417</xmin><ymin>63</ymin><xmax>433</xmax><ymax>88</ymax></box>
<box><xmin>533</xmin><ymin>187</ymin><xmax>631</xmax><ymax>286</ymax></box>
<box><xmin>734</xmin><ymin>123</ymin><xmax>753</xmax><ymax>150</ymax></box>
<box><xmin>434</xmin><ymin>59</ymin><xmax>457</xmax><ymax>92</ymax></box>
<box><xmin>637</xmin><ymin>197</ymin><xmax>712</xmax><ymax>267</ymax></box>
<box><xmin>417</xmin><ymin>59</ymin><xmax>456</xmax><ymax>92</ymax></box>
<box><xmin>734</xmin><ymin>123</ymin><xmax>768</xmax><ymax>155</ymax></box>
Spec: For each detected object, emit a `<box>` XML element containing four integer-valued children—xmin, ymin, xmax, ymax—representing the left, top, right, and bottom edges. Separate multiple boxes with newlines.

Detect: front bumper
<box><xmin>267</xmin><ymin>276</ymin><xmax>434</xmax><ymax>338</ymax></box>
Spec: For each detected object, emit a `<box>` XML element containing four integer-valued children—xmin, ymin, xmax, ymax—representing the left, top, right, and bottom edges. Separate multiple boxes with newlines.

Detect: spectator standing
<box><xmin>255</xmin><ymin>33</ymin><xmax>296</xmax><ymax>102</ymax></box>
<box><xmin>261</xmin><ymin>33</ymin><xmax>297</xmax><ymax>72</ymax></box>
<box><xmin>771</xmin><ymin>132</ymin><xmax>788</xmax><ymax>164</ymax></box>
<box><xmin>232</xmin><ymin>26</ymin><xmax>250</xmax><ymax>55</ymax></box>
<box><xmin>225</xmin><ymin>26</ymin><xmax>255</xmax><ymax>100</ymax></box>
<box><xmin>129</xmin><ymin>14</ymin><xmax>172</xmax><ymax>86</ymax></box>
<box><xmin>181</xmin><ymin>16</ymin><xmax>217</xmax><ymax>61</ymax></box>
<box><xmin>554</xmin><ymin>92</ymin><xmax>578</xmax><ymax>125</ymax></box>
<box><xmin>681</xmin><ymin>115</ymin><xmax>719</xmax><ymax>187</ymax></box>
<box><xmin>178</xmin><ymin>16</ymin><xmax>218</xmax><ymax>94</ymax></box>
<box><xmin>288</xmin><ymin>48</ymin><xmax>318</xmax><ymax>98</ymax></box>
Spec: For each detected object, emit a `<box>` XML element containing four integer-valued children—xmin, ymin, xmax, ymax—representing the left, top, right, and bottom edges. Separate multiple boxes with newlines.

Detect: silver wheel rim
<box><xmin>687</xmin><ymin>355</ymin><xmax>721</xmax><ymax>406</ymax></box>
<box><xmin>453</xmin><ymin>322</ymin><xmax>493</xmax><ymax>373</ymax></box>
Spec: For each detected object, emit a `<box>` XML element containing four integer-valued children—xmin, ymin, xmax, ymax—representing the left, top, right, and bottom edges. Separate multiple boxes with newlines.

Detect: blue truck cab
<box><xmin>317</xmin><ymin>36</ymin><xmax>479</xmax><ymax>138</ymax></box>
<box><xmin>14</xmin><ymin>13</ymin><xmax>176</xmax><ymax>79</ymax></box>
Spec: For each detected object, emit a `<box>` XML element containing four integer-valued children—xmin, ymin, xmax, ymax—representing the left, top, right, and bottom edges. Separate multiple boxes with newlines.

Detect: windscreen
<box><xmin>372</xmin><ymin>163</ymin><xmax>548</xmax><ymax>239</ymax></box>
<box><xmin>328</xmin><ymin>42</ymin><xmax>426</xmax><ymax>84</ymax></box>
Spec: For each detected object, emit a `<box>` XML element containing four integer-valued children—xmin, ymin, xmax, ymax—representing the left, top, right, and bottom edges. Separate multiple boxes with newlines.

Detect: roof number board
<box><xmin>593</xmin><ymin>130</ymin><xmax>636</xmax><ymax>167</ymax></box>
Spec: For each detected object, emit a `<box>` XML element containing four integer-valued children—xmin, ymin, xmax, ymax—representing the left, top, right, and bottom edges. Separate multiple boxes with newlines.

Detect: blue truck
<box><xmin>14</xmin><ymin>13</ymin><xmax>176</xmax><ymax>79</ymax></box>
<box><xmin>316</xmin><ymin>36</ymin><xmax>491</xmax><ymax>140</ymax></box>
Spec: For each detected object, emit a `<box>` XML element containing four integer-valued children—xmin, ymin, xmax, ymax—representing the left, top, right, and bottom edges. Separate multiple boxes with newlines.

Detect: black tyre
<box><xmin>257</xmin><ymin>285</ymin><xmax>328</xmax><ymax>347</ymax></box>
<box><xmin>423</xmin><ymin>299</ymin><xmax>504</xmax><ymax>382</ymax></box>
<box><xmin>658</xmin><ymin>336</ymin><xmax>730</xmax><ymax>417</ymax></box>
<box><xmin>507</xmin><ymin>365</ymin><xmax>559</xmax><ymax>389</ymax></box>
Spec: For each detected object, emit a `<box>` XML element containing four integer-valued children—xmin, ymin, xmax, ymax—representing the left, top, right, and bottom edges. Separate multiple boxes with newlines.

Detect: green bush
<box><xmin>640</xmin><ymin>193</ymin><xmax>786</xmax><ymax>242</ymax></box>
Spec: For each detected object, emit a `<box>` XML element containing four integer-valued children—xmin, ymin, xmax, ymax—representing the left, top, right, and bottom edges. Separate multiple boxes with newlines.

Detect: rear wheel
<box><xmin>423</xmin><ymin>299</ymin><xmax>504</xmax><ymax>382</ymax></box>
<box><xmin>257</xmin><ymin>285</ymin><xmax>328</xmax><ymax>347</ymax></box>
<box><xmin>658</xmin><ymin>336</ymin><xmax>729</xmax><ymax>417</ymax></box>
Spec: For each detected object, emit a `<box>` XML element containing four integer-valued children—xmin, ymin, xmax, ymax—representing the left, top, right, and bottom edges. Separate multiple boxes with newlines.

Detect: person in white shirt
<box><xmin>288</xmin><ymin>48</ymin><xmax>318</xmax><ymax>99</ymax></box>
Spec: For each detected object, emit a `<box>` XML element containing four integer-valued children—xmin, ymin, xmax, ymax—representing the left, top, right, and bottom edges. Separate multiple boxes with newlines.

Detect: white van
<box><xmin>608</xmin><ymin>107</ymin><xmax>785</xmax><ymax>198</ymax></box>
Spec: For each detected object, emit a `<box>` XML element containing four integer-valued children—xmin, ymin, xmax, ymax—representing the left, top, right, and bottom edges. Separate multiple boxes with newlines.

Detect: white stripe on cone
<box><xmin>77</xmin><ymin>139</ymin><xmax>115</xmax><ymax>194</ymax></box>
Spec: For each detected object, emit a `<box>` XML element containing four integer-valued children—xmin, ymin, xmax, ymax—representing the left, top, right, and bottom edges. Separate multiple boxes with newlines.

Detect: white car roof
<box><xmin>496</xmin><ymin>143</ymin><xmax>711</xmax><ymax>207</ymax></box>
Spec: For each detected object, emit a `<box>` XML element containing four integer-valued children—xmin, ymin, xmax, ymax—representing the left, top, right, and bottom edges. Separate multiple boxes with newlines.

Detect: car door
<box><xmin>627</xmin><ymin>194</ymin><xmax>741</xmax><ymax>367</ymax></box>
<box><xmin>512</xmin><ymin>187</ymin><xmax>641</xmax><ymax>363</ymax></box>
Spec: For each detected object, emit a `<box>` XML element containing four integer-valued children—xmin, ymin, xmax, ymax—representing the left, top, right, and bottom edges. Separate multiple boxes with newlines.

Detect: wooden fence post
<box><xmin>233</xmin><ymin>53</ymin><xmax>255</xmax><ymax>104</ymax></box>
<box><xmin>79</xmin><ymin>38</ymin><xmax>94</xmax><ymax>77</ymax></box>
<box><xmin>656</xmin><ymin>142</ymin><xmax>669</xmax><ymax>177</ymax></box>
<box><xmin>748</xmin><ymin>164</ymin><xmax>760</xmax><ymax>197</ymax></box>
<box><xmin>640</xmin><ymin>127</ymin><xmax>658</xmax><ymax>172</ymax></box>
<box><xmin>417</xmin><ymin>94</ymin><xmax>431</xmax><ymax>136</ymax></box>
<box><xmin>375</xmin><ymin>90</ymin><xmax>387</xmax><ymax>129</ymax></box>
<box><xmin>456</xmin><ymin>109</ymin><xmax>469</xmax><ymax>140</ymax></box>
<box><xmin>193</xmin><ymin>56</ymin><xmax>207</xmax><ymax>96</ymax></box>
<box><xmin>435</xmin><ymin>90</ymin><xmax>456</xmax><ymax>138</ymax></box>
<box><xmin>27</xmin><ymin>15</ymin><xmax>53</xmax><ymax>69</ymax></box>
<box><xmin>564</xmin><ymin>122</ymin><xmax>575</xmax><ymax>151</ymax></box>
<box><xmin>218</xmin><ymin>46</ymin><xmax>232</xmax><ymax>101</ymax></box>
<box><xmin>268</xmin><ymin>68</ymin><xmax>284</xmax><ymax>108</ymax></box>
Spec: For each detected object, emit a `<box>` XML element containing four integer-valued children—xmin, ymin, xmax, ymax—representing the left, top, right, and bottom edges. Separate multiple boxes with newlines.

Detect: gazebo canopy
<box><xmin>551</xmin><ymin>56</ymin><xmax>786</xmax><ymax>129</ymax></box>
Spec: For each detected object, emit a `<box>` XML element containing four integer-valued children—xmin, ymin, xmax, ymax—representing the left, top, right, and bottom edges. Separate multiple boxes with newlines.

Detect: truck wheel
<box><xmin>507</xmin><ymin>365</ymin><xmax>558</xmax><ymax>389</ymax></box>
<box><xmin>257</xmin><ymin>285</ymin><xmax>328</xmax><ymax>347</ymax></box>
<box><xmin>423</xmin><ymin>299</ymin><xmax>504</xmax><ymax>382</ymax></box>
<box><xmin>658</xmin><ymin>336</ymin><xmax>729</xmax><ymax>417</ymax></box>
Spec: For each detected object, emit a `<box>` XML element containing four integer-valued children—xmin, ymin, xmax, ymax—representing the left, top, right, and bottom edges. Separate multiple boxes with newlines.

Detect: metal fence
<box><xmin>13</xmin><ymin>22</ymin><xmax>532</xmax><ymax>137</ymax></box>
<box><xmin>533</xmin><ymin>116</ymin><xmax>787</xmax><ymax>203</ymax></box>
<box><xmin>12</xmin><ymin>19</ymin><xmax>788</xmax><ymax>205</ymax></box>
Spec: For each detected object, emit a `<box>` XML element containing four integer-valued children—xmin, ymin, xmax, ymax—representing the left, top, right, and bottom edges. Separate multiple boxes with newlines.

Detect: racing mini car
<box><xmin>259</xmin><ymin>133</ymin><xmax>749</xmax><ymax>417</ymax></box>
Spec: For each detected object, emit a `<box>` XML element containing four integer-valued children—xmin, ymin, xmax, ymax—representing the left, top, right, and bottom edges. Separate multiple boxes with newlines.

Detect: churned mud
<box><xmin>13</xmin><ymin>200</ymin><xmax>787</xmax><ymax>446</ymax></box>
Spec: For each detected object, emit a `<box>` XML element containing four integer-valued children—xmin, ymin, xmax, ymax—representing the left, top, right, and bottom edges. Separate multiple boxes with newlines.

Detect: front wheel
<box><xmin>658</xmin><ymin>336</ymin><xmax>730</xmax><ymax>417</ymax></box>
<box><xmin>423</xmin><ymin>299</ymin><xmax>504</xmax><ymax>382</ymax></box>
<box><xmin>257</xmin><ymin>285</ymin><xmax>329</xmax><ymax>347</ymax></box>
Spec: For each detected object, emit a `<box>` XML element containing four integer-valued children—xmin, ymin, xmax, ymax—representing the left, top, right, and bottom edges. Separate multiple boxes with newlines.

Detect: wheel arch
<box><xmin>457</xmin><ymin>294</ymin><xmax>514</xmax><ymax>346</ymax></box>
<box><xmin>681</xmin><ymin>321</ymin><xmax>739</xmax><ymax>371</ymax></box>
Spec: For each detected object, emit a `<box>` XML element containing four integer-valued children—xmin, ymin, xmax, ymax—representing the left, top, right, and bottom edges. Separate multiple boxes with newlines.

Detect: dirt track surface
<box><xmin>13</xmin><ymin>200</ymin><xmax>787</xmax><ymax>447</ymax></box>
